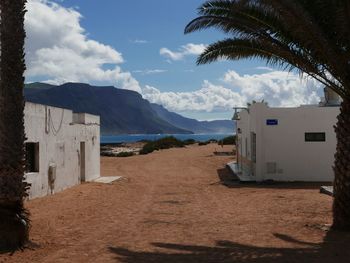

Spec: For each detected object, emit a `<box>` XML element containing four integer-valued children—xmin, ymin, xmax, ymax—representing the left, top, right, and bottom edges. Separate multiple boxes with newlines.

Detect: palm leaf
<box><xmin>185</xmin><ymin>0</ymin><xmax>350</xmax><ymax>97</ymax></box>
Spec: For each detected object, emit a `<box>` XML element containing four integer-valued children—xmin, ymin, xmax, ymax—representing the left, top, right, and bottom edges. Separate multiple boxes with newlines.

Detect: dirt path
<box><xmin>1</xmin><ymin>144</ymin><xmax>348</xmax><ymax>263</ymax></box>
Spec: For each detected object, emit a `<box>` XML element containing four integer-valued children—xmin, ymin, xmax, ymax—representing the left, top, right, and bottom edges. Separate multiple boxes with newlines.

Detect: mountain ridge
<box><xmin>150</xmin><ymin>103</ymin><xmax>233</xmax><ymax>134</ymax></box>
<box><xmin>24</xmin><ymin>82</ymin><xmax>234</xmax><ymax>135</ymax></box>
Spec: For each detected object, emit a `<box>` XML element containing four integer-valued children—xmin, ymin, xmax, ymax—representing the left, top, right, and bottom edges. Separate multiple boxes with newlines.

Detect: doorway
<box><xmin>251</xmin><ymin>132</ymin><xmax>256</xmax><ymax>176</ymax></box>
<box><xmin>80</xmin><ymin>142</ymin><xmax>86</xmax><ymax>182</ymax></box>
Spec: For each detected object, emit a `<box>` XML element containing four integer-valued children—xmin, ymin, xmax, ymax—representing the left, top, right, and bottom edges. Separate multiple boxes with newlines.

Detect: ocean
<box><xmin>101</xmin><ymin>134</ymin><xmax>232</xmax><ymax>144</ymax></box>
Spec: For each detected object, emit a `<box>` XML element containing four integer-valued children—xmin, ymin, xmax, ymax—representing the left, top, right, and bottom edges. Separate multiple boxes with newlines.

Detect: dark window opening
<box><xmin>251</xmin><ymin>132</ymin><xmax>257</xmax><ymax>163</ymax></box>
<box><xmin>25</xmin><ymin>142</ymin><xmax>39</xmax><ymax>173</ymax></box>
<box><xmin>305</xmin><ymin>132</ymin><xmax>326</xmax><ymax>142</ymax></box>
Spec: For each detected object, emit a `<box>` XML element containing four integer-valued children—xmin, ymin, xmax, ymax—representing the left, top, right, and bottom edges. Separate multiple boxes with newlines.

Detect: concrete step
<box><xmin>320</xmin><ymin>186</ymin><xmax>334</xmax><ymax>196</ymax></box>
<box><xmin>236</xmin><ymin>174</ymin><xmax>256</xmax><ymax>182</ymax></box>
<box><xmin>227</xmin><ymin>161</ymin><xmax>256</xmax><ymax>182</ymax></box>
<box><xmin>94</xmin><ymin>176</ymin><xmax>122</xmax><ymax>184</ymax></box>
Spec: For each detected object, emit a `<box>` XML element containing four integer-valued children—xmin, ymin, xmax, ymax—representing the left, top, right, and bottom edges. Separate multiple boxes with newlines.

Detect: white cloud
<box><xmin>25</xmin><ymin>0</ymin><xmax>142</xmax><ymax>93</ymax></box>
<box><xmin>222</xmin><ymin>70</ymin><xmax>322</xmax><ymax>107</ymax></box>
<box><xmin>132</xmin><ymin>69</ymin><xmax>168</xmax><ymax>75</ymax></box>
<box><xmin>160</xmin><ymin>43</ymin><xmax>207</xmax><ymax>61</ymax></box>
<box><xmin>143</xmin><ymin>81</ymin><xmax>244</xmax><ymax>112</ymax></box>
<box><xmin>142</xmin><ymin>70</ymin><xmax>323</xmax><ymax>113</ymax></box>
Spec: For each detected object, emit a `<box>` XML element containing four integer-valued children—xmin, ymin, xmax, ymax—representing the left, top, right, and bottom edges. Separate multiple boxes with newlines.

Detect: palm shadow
<box><xmin>109</xmin><ymin>230</ymin><xmax>350</xmax><ymax>263</ymax></box>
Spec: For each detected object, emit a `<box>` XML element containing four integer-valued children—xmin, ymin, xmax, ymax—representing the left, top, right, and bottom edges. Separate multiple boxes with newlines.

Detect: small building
<box><xmin>229</xmin><ymin>99</ymin><xmax>339</xmax><ymax>182</ymax></box>
<box><xmin>24</xmin><ymin>102</ymin><xmax>100</xmax><ymax>199</ymax></box>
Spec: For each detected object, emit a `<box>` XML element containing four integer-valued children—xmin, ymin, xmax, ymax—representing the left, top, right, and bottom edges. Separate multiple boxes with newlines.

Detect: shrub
<box><xmin>116</xmin><ymin>152</ymin><xmax>134</xmax><ymax>157</ymax></box>
<box><xmin>100</xmin><ymin>151</ymin><xmax>116</xmax><ymax>157</ymax></box>
<box><xmin>199</xmin><ymin>139</ymin><xmax>219</xmax><ymax>146</ymax></box>
<box><xmin>155</xmin><ymin>136</ymin><xmax>185</xmax><ymax>149</ymax></box>
<box><xmin>139</xmin><ymin>136</ymin><xmax>185</xmax><ymax>155</ymax></box>
<box><xmin>183</xmin><ymin>139</ymin><xmax>196</xmax><ymax>145</ymax></box>
<box><xmin>139</xmin><ymin>143</ymin><xmax>157</xmax><ymax>155</ymax></box>
<box><xmin>100</xmin><ymin>146</ymin><xmax>112</xmax><ymax>151</ymax></box>
<box><xmin>219</xmin><ymin>135</ymin><xmax>236</xmax><ymax>145</ymax></box>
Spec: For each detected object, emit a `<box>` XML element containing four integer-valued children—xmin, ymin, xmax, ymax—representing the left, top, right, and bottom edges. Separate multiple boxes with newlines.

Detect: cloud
<box><xmin>222</xmin><ymin>70</ymin><xmax>322</xmax><ymax>107</ymax></box>
<box><xmin>160</xmin><ymin>43</ymin><xmax>207</xmax><ymax>61</ymax></box>
<box><xmin>25</xmin><ymin>0</ymin><xmax>142</xmax><ymax>93</ymax></box>
<box><xmin>142</xmin><ymin>81</ymin><xmax>245</xmax><ymax>112</ymax></box>
<box><xmin>132</xmin><ymin>69</ymin><xmax>168</xmax><ymax>75</ymax></box>
<box><xmin>142</xmin><ymin>70</ymin><xmax>323</xmax><ymax>113</ymax></box>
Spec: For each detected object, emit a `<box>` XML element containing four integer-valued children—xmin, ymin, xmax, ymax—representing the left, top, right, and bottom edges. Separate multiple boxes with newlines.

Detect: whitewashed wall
<box><xmin>236</xmin><ymin>103</ymin><xmax>339</xmax><ymax>182</ymax></box>
<box><xmin>24</xmin><ymin>102</ymin><xmax>100</xmax><ymax>199</ymax></box>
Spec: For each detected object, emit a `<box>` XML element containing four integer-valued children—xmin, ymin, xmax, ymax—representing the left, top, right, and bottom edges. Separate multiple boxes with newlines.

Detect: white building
<box><xmin>24</xmin><ymin>102</ymin><xmax>100</xmax><ymax>199</ymax></box>
<box><xmin>229</xmin><ymin>100</ymin><xmax>339</xmax><ymax>182</ymax></box>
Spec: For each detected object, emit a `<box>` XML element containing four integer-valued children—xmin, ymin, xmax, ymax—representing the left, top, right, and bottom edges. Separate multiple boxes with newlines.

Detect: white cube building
<box><xmin>24</xmin><ymin>102</ymin><xmax>100</xmax><ymax>199</ymax></box>
<box><xmin>229</xmin><ymin>102</ymin><xmax>339</xmax><ymax>182</ymax></box>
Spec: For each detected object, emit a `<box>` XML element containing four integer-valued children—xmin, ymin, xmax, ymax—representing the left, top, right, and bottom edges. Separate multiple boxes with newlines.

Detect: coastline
<box><xmin>101</xmin><ymin>133</ymin><xmax>233</xmax><ymax>144</ymax></box>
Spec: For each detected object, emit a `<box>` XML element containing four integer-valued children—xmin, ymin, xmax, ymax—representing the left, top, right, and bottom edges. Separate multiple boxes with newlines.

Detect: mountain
<box><xmin>24</xmin><ymin>82</ymin><xmax>234</xmax><ymax>135</ymax></box>
<box><xmin>25</xmin><ymin>82</ymin><xmax>56</xmax><ymax>91</ymax></box>
<box><xmin>24</xmin><ymin>82</ymin><xmax>192</xmax><ymax>135</ymax></box>
<box><xmin>150</xmin><ymin>103</ymin><xmax>234</xmax><ymax>134</ymax></box>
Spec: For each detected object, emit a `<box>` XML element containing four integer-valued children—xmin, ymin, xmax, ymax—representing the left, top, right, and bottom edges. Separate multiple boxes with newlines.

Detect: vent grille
<box><xmin>266</xmin><ymin>162</ymin><xmax>277</xmax><ymax>174</ymax></box>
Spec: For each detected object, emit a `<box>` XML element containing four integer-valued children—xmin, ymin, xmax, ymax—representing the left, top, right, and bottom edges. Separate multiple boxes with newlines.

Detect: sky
<box><xmin>24</xmin><ymin>0</ymin><xmax>324</xmax><ymax>120</ymax></box>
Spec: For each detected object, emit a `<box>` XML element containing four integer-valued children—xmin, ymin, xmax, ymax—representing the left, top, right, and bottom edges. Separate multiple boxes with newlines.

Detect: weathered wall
<box><xmin>24</xmin><ymin>102</ymin><xmax>100</xmax><ymax>199</ymax></box>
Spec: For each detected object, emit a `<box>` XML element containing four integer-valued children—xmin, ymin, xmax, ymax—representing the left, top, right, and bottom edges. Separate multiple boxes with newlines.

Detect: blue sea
<box><xmin>101</xmin><ymin>134</ymin><xmax>232</xmax><ymax>144</ymax></box>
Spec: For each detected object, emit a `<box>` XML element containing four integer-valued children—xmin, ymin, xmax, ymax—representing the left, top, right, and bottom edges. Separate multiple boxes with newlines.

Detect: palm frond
<box><xmin>186</xmin><ymin>0</ymin><xmax>350</xmax><ymax>98</ymax></box>
<box><xmin>198</xmin><ymin>38</ymin><xmax>346</xmax><ymax>97</ymax></box>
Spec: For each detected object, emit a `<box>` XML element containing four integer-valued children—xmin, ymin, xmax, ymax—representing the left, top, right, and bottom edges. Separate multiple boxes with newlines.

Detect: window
<box><xmin>25</xmin><ymin>142</ymin><xmax>39</xmax><ymax>173</ymax></box>
<box><xmin>305</xmin><ymin>132</ymin><xmax>326</xmax><ymax>142</ymax></box>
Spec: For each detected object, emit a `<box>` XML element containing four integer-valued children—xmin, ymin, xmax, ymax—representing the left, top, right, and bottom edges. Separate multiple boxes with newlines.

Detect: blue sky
<box><xmin>25</xmin><ymin>0</ymin><xmax>323</xmax><ymax>120</ymax></box>
<box><xmin>61</xmin><ymin>0</ymin><xmax>258</xmax><ymax>90</ymax></box>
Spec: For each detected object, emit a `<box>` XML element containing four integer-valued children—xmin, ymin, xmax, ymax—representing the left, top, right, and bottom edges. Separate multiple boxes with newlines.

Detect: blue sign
<box><xmin>266</xmin><ymin>119</ymin><xmax>278</xmax><ymax>125</ymax></box>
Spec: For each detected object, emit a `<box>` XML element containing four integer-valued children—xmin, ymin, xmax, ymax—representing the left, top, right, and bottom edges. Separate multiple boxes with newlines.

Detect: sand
<box><xmin>1</xmin><ymin>143</ymin><xmax>349</xmax><ymax>263</ymax></box>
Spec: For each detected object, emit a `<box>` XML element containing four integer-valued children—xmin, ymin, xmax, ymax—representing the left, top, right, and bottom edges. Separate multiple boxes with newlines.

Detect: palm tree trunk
<box><xmin>333</xmin><ymin>97</ymin><xmax>350</xmax><ymax>230</ymax></box>
<box><xmin>0</xmin><ymin>0</ymin><xmax>30</xmax><ymax>250</ymax></box>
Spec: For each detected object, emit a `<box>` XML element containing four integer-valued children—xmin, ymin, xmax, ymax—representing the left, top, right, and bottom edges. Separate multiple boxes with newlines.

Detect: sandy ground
<box><xmin>1</xmin><ymin>144</ymin><xmax>350</xmax><ymax>263</ymax></box>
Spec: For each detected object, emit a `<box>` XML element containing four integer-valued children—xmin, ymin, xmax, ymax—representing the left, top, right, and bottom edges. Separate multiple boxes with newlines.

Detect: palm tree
<box><xmin>0</xmin><ymin>0</ymin><xmax>30</xmax><ymax>250</ymax></box>
<box><xmin>185</xmin><ymin>0</ymin><xmax>350</xmax><ymax>230</ymax></box>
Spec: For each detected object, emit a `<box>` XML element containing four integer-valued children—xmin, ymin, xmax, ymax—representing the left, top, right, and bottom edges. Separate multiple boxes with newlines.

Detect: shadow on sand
<box><xmin>108</xmin><ymin>231</ymin><xmax>350</xmax><ymax>263</ymax></box>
